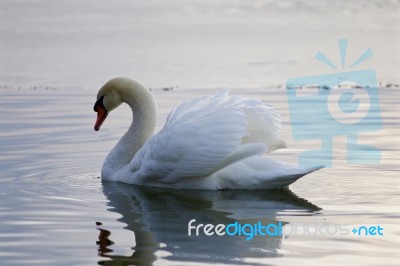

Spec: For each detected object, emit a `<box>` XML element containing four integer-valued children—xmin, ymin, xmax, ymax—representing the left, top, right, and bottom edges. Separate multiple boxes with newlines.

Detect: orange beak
<box><xmin>94</xmin><ymin>96</ymin><xmax>108</xmax><ymax>131</ymax></box>
<box><xmin>94</xmin><ymin>106</ymin><xmax>108</xmax><ymax>131</ymax></box>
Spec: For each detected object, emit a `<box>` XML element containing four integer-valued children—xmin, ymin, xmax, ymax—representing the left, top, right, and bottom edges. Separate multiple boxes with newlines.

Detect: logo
<box><xmin>187</xmin><ymin>219</ymin><xmax>384</xmax><ymax>241</ymax></box>
<box><xmin>286</xmin><ymin>39</ymin><xmax>382</xmax><ymax>167</ymax></box>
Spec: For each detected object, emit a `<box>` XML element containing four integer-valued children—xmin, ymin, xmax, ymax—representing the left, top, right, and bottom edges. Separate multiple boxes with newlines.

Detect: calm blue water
<box><xmin>1</xmin><ymin>0</ymin><xmax>399</xmax><ymax>265</ymax></box>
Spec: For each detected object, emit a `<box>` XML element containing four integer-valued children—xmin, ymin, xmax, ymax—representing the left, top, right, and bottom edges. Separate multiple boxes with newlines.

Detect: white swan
<box><xmin>94</xmin><ymin>77</ymin><xmax>321</xmax><ymax>189</ymax></box>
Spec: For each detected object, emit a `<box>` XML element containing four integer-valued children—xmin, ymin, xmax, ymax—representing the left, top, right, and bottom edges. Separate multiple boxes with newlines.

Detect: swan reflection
<box><xmin>98</xmin><ymin>181</ymin><xmax>320</xmax><ymax>266</ymax></box>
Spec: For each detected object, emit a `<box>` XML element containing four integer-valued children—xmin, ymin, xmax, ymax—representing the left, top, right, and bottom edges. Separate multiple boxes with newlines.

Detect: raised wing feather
<box><xmin>231</xmin><ymin>97</ymin><xmax>286</xmax><ymax>151</ymax></box>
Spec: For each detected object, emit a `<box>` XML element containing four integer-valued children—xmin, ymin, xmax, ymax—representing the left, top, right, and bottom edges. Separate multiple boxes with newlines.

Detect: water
<box><xmin>1</xmin><ymin>0</ymin><xmax>399</xmax><ymax>265</ymax></box>
<box><xmin>1</xmin><ymin>87</ymin><xmax>399</xmax><ymax>266</ymax></box>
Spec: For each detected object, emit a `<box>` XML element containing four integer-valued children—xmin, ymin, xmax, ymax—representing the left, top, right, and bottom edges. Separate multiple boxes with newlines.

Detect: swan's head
<box><xmin>93</xmin><ymin>78</ymin><xmax>126</xmax><ymax>131</ymax></box>
<box><xmin>94</xmin><ymin>77</ymin><xmax>155</xmax><ymax>131</ymax></box>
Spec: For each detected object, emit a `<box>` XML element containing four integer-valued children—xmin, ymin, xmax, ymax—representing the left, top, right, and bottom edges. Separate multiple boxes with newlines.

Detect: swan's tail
<box><xmin>275</xmin><ymin>164</ymin><xmax>325</xmax><ymax>188</ymax></box>
<box><xmin>305</xmin><ymin>165</ymin><xmax>325</xmax><ymax>173</ymax></box>
<box><xmin>215</xmin><ymin>158</ymin><xmax>324</xmax><ymax>189</ymax></box>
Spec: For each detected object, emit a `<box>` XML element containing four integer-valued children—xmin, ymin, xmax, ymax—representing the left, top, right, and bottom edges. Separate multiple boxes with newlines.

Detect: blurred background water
<box><xmin>0</xmin><ymin>1</ymin><xmax>399</xmax><ymax>265</ymax></box>
<box><xmin>1</xmin><ymin>0</ymin><xmax>399</xmax><ymax>89</ymax></box>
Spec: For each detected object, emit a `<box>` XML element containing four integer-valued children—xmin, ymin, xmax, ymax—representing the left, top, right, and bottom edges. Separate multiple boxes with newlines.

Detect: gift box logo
<box><xmin>286</xmin><ymin>39</ymin><xmax>382</xmax><ymax>168</ymax></box>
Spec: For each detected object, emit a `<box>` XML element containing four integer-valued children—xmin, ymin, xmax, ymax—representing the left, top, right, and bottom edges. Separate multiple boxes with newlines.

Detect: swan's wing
<box><xmin>128</xmin><ymin>90</ymin><xmax>284</xmax><ymax>185</ymax></box>
<box><xmin>129</xmin><ymin>90</ymin><xmax>263</xmax><ymax>184</ymax></box>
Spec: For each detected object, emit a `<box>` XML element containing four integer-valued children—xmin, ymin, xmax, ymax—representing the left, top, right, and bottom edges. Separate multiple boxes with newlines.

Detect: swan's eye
<box><xmin>94</xmin><ymin>95</ymin><xmax>105</xmax><ymax>112</ymax></box>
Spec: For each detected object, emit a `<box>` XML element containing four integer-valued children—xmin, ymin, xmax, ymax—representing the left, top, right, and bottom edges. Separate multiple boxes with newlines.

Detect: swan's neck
<box><xmin>102</xmin><ymin>87</ymin><xmax>157</xmax><ymax>179</ymax></box>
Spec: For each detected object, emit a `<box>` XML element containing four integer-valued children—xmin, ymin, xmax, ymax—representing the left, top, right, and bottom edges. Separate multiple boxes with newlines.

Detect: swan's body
<box><xmin>94</xmin><ymin>77</ymin><xmax>321</xmax><ymax>189</ymax></box>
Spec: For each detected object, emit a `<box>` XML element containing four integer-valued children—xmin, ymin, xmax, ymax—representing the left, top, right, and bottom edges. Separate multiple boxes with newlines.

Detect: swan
<box><xmin>93</xmin><ymin>77</ymin><xmax>322</xmax><ymax>189</ymax></box>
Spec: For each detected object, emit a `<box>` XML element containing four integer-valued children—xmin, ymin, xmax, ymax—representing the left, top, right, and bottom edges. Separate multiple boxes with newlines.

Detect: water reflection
<box><xmin>98</xmin><ymin>181</ymin><xmax>321</xmax><ymax>266</ymax></box>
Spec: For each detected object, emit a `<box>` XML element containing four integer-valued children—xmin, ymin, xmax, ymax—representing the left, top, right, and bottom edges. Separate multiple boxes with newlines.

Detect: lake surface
<box><xmin>1</xmin><ymin>0</ymin><xmax>399</xmax><ymax>265</ymax></box>
<box><xmin>0</xmin><ymin>87</ymin><xmax>399</xmax><ymax>266</ymax></box>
